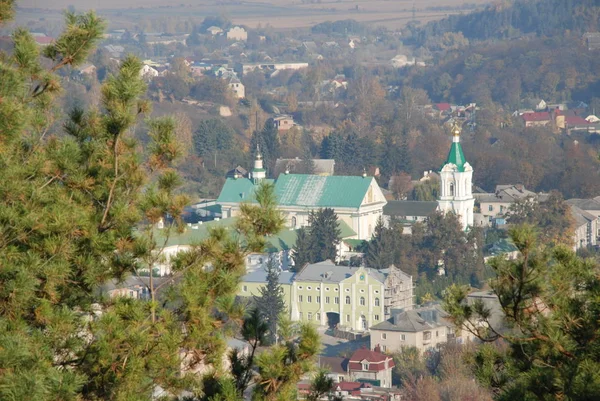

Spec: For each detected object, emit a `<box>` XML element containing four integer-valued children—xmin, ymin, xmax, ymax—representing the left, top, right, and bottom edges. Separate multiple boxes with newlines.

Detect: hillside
<box><xmin>412</xmin><ymin>0</ymin><xmax>600</xmax><ymax>44</ymax></box>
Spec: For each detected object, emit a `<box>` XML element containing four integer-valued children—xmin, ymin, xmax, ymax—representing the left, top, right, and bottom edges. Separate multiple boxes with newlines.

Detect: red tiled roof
<box><xmin>435</xmin><ymin>102</ymin><xmax>451</xmax><ymax>111</ymax></box>
<box><xmin>521</xmin><ymin>112</ymin><xmax>550</xmax><ymax>122</ymax></box>
<box><xmin>565</xmin><ymin>116</ymin><xmax>590</xmax><ymax>126</ymax></box>
<box><xmin>348</xmin><ymin>348</ymin><xmax>395</xmax><ymax>372</ymax></box>
<box><xmin>334</xmin><ymin>382</ymin><xmax>372</xmax><ymax>392</ymax></box>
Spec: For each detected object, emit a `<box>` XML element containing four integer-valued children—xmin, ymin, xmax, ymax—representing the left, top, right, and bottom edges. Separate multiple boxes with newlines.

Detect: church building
<box><xmin>437</xmin><ymin>125</ymin><xmax>475</xmax><ymax>230</ymax></box>
<box><xmin>217</xmin><ymin>152</ymin><xmax>387</xmax><ymax>240</ymax></box>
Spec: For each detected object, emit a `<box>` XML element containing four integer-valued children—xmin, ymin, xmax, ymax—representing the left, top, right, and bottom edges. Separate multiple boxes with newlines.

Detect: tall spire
<box><xmin>444</xmin><ymin>123</ymin><xmax>466</xmax><ymax>172</ymax></box>
<box><xmin>251</xmin><ymin>144</ymin><xmax>266</xmax><ymax>183</ymax></box>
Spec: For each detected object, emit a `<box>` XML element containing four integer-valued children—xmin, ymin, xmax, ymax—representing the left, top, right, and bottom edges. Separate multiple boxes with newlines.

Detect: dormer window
<box><xmin>362</xmin><ymin>362</ymin><xmax>369</xmax><ymax>370</ymax></box>
<box><xmin>449</xmin><ymin>182</ymin><xmax>454</xmax><ymax>196</ymax></box>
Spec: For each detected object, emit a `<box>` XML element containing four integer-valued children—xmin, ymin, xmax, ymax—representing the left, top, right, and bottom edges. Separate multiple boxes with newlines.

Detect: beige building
<box><xmin>273</xmin><ymin>115</ymin><xmax>295</xmax><ymax>131</ymax></box>
<box><xmin>567</xmin><ymin>198</ymin><xmax>600</xmax><ymax>249</ymax></box>
<box><xmin>475</xmin><ymin>184</ymin><xmax>543</xmax><ymax>225</ymax></box>
<box><xmin>570</xmin><ymin>204</ymin><xmax>598</xmax><ymax>250</ymax></box>
<box><xmin>226</xmin><ymin>26</ymin><xmax>247</xmax><ymax>41</ymax></box>
<box><xmin>370</xmin><ymin>304</ymin><xmax>456</xmax><ymax>353</ymax></box>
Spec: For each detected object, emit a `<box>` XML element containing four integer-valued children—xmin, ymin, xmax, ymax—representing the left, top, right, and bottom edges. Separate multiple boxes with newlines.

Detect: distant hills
<box><xmin>413</xmin><ymin>0</ymin><xmax>600</xmax><ymax>44</ymax></box>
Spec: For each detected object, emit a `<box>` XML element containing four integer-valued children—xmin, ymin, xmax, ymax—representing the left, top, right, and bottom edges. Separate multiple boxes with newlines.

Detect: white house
<box><xmin>226</xmin><ymin>26</ymin><xmax>247</xmax><ymax>41</ymax></box>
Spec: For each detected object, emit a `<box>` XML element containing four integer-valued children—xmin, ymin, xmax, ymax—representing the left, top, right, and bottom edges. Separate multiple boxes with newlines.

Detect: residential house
<box><xmin>484</xmin><ymin>238</ymin><xmax>519</xmax><ymax>262</ymax></box>
<box><xmin>475</xmin><ymin>184</ymin><xmax>543</xmax><ymax>225</ymax></box>
<box><xmin>319</xmin><ymin>356</ymin><xmax>349</xmax><ymax>383</ymax></box>
<box><xmin>521</xmin><ymin>111</ymin><xmax>552</xmax><ymax>127</ymax></box>
<box><xmin>370</xmin><ymin>303</ymin><xmax>460</xmax><ymax>353</ymax></box>
<box><xmin>570</xmin><ymin>204</ymin><xmax>598</xmax><ymax>250</ymax></box>
<box><xmin>274</xmin><ymin>158</ymin><xmax>335</xmax><ymax>176</ymax></box>
<box><xmin>347</xmin><ymin>347</ymin><xmax>395</xmax><ymax>388</ymax></box>
<box><xmin>228</xmin><ymin>76</ymin><xmax>245</xmax><ymax>98</ymax></box>
<box><xmin>33</xmin><ymin>35</ymin><xmax>54</xmax><ymax>46</ymax></box>
<box><xmin>225</xmin><ymin>165</ymin><xmax>248</xmax><ymax>179</ymax></box>
<box><xmin>217</xmin><ymin>153</ymin><xmax>387</xmax><ymax>240</ymax></box>
<box><xmin>140</xmin><ymin>64</ymin><xmax>159</xmax><ymax>79</ymax></box>
<box><xmin>104</xmin><ymin>44</ymin><xmax>124</xmax><ymax>58</ymax></box>
<box><xmin>206</xmin><ymin>26</ymin><xmax>223</xmax><ymax>36</ymax></box>
<box><xmin>273</xmin><ymin>115</ymin><xmax>295</xmax><ymax>131</ymax></box>
<box><xmin>390</xmin><ymin>54</ymin><xmax>426</xmax><ymax>68</ymax></box>
<box><xmin>226</xmin><ymin>26</ymin><xmax>247</xmax><ymax>41</ymax></box>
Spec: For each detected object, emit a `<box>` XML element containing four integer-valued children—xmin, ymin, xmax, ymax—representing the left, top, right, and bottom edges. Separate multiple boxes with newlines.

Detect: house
<box><xmin>225</xmin><ymin>165</ymin><xmax>248</xmax><ymax>179</ymax></box>
<box><xmin>236</xmin><ymin>62</ymin><xmax>309</xmax><ymax>76</ymax></box>
<box><xmin>319</xmin><ymin>356</ymin><xmax>349</xmax><ymax>383</ymax></box>
<box><xmin>390</xmin><ymin>54</ymin><xmax>426</xmax><ymax>68</ymax></box>
<box><xmin>347</xmin><ymin>347</ymin><xmax>395</xmax><ymax>388</ymax></box>
<box><xmin>226</xmin><ymin>26</ymin><xmax>247</xmax><ymax>41</ymax></box>
<box><xmin>274</xmin><ymin>158</ymin><xmax>335</xmax><ymax>176</ymax></box>
<box><xmin>33</xmin><ymin>35</ymin><xmax>54</xmax><ymax>46</ymax></box>
<box><xmin>475</xmin><ymin>184</ymin><xmax>542</xmax><ymax>224</ymax></box>
<box><xmin>217</xmin><ymin>153</ymin><xmax>387</xmax><ymax>240</ymax></box>
<box><xmin>273</xmin><ymin>115</ymin><xmax>295</xmax><ymax>131</ymax></box>
<box><xmin>206</xmin><ymin>26</ymin><xmax>223</xmax><ymax>36</ymax></box>
<box><xmin>383</xmin><ymin>200</ymin><xmax>438</xmax><ymax>223</ymax></box>
<box><xmin>140</xmin><ymin>64</ymin><xmax>159</xmax><ymax>79</ymax></box>
<box><xmin>521</xmin><ymin>111</ymin><xmax>552</xmax><ymax>127</ymax></box>
<box><xmin>370</xmin><ymin>303</ymin><xmax>460</xmax><ymax>353</ymax></box>
<box><xmin>228</xmin><ymin>76</ymin><xmax>245</xmax><ymax>98</ymax></box>
<box><xmin>434</xmin><ymin>103</ymin><xmax>452</xmax><ymax>115</ymax></box>
<box><xmin>254</xmin><ymin>260</ymin><xmax>413</xmax><ymax>332</ymax></box>
<box><xmin>570</xmin><ymin>204</ymin><xmax>598</xmax><ymax>250</ymax></box>
<box><xmin>483</xmin><ymin>238</ymin><xmax>519</xmax><ymax>262</ymax></box>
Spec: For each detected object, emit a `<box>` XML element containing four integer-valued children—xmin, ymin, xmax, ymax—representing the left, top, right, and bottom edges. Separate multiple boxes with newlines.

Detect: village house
<box><xmin>273</xmin><ymin>115</ymin><xmax>294</xmax><ymax>131</ymax></box>
<box><xmin>475</xmin><ymin>184</ymin><xmax>543</xmax><ymax>225</ymax></box>
<box><xmin>226</xmin><ymin>26</ymin><xmax>247</xmax><ymax>41</ymax></box>
<box><xmin>318</xmin><ymin>348</ymin><xmax>394</xmax><ymax>388</ymax></box>
<box><xmin>569</xmin><ymin>204</ymin><xmax>599</xmax><ymax>250</ymax></box>
<box><xmin>521</xmin><ymin>111</ymin><xmax>552</xmax><ymax>127</ymax></box>
<box><xmin>228</xmin><ymin>76</ymin><xmax>245</xmax><ymax>98</ymax></box>
<box><xmin>383</xmin><ymin>200</ymin><xmax>438</xmax><ymax>223</ymax></box>
<box><xmin>236</xmin><ymin>61</ymin><xmax>309</xmax><ymax>76</ymax></box>
<box><xmin>370</xmin><ymin>303</ymin><xmax>455</xmax><ymax>353</ymax></box>
<box><xmin>77</xmin><ymin>63</ymin><xmax>97</xmax><ymax>76</ymax></box>
<box><xmin>140</xmin><ymin>64</ymin><xmax>159</xmax><ymax>79</ymax></box>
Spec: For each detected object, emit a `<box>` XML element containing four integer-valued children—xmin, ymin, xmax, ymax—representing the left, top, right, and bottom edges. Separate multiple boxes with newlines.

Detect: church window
<box><xmin>345</xmin><ymin>296</ymin><xmax>351</xmax><ymax>304</ymax></box>
<box><xmin>449</xmin><ymin>183</ymin><xmax>454</xmax><ymax>196</ymax></box>
<box><xmin>291</xmin><ymin>216</ymin><xmax>297</xmax><ymax>228</ymax></box>
<box><xmin>375</xmin><ymin>298</ymin><xmax>380</xmax><ymax>306</ymax></box>
<box><xmin>360</xmin><ymin>297</ymin><xmax>365</xmax><ymax>306</ymax></box>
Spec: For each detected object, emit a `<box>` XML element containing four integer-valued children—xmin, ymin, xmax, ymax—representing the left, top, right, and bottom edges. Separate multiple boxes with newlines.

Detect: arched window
<box><xmin>449</xmin><ymin>182</ymin><xmax>455</xmax><ymax>196</ymax></box>
<box><xmin>345</xmin><ymin>296</ymin><xmax>351</xmax><ymax>305</ymax></box>
<box><xmin>375</xmin><ymin>298</ymin><xmax>380</xmax><ymax>306</ymax></box>
<box><xmin>291</xmin><ymin>216</ymin><xmax>297</xmax><ymax>228</ymax></box>
<box><xmin>360</xmin><ymin>297</ymin><xmax>365</xmax><ymax>306</ymax></box>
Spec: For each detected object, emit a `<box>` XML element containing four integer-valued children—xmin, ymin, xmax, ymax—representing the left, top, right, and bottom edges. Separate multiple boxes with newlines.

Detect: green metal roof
<box><xmin>216</xmin><ymin>178</ymin><xmax>274</xmax><ymax>203</ymax></box>
<box><xmin>275</xmin><ymin>174</ymin><xmax>372</xmax><ymax>209</ymax></box>
<box><xmin>444</xmin><ymin>141</ymin><xmax>467</xmax><ymax>172</ymax></box>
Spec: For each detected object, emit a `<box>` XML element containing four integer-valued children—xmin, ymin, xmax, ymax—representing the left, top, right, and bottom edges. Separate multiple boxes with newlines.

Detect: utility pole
<box><xmin>412</xmin><ymin>2</ymin><xmax>416</xmax><ymax>21</ymax></box>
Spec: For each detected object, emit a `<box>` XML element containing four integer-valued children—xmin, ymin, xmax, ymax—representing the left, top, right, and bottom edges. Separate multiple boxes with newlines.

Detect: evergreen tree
<box><xmin>444</xmin><ymin>225</ymin><xmax>600</xmax><ymax>400</ymax></box>
<box><xmin>309</xmin><ymin>208</ymin><xmax>342</xmax><ymax>263</ymax></box>
<box><xmin>292</xmin><ymin>227</ymin><xmax>314</xmax><ymax>271</ymax></box>
<box><xmin>254</xmin><ymin>257</ymin><xmax>286</xmax><ymax>343</ymax></box>
<box><xmin>0</xmin><ymin>5</ymin><xmax>296</xmax><ymax>400</ymax></box>
<box><xmin>366</xmin><ymin>216</ymin><xmax>395</xmax><ymax>269</ymax></box>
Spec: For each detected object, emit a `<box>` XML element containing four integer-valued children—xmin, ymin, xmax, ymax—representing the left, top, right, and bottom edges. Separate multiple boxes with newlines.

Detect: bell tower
<box><xmin>437</xmin><ymin>124</ymin><xmax>474</xmax><ymax>230</ymax></box>
<box><xmin>251</xmin><ymin>146</ymin><xmax>266</xmax><ymax>184</ymax></box>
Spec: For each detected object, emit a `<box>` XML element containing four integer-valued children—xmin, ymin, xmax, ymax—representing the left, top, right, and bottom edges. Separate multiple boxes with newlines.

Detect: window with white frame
<box><xmin>316</xmin><ymin>296</ymin><xmax>320</xmax><ymax>303</ymax></box>
<box><xmin>307</xmin><ymin>296</ymin><xmax>312</xmax><ymax>303</ymax></box>
<box><xmin>298</xmin><ymin>295</ymin><xmax>303</xmax><ymax>302</ymax></box>
<box><xmin>326</xmin><ymin>296</ymin><xmax>330</xmax><ymax>304</ymax></box>
<box><xmin>345</xmin><ymin>296</ymin><xmax>351</xmax><ymax>304</ymax></box>
<box><xmin>307</xmin><ymin>312</ymin><xmax>312</xmax><ymax>320</ymax></box>
<box><xmin>335</xmin><ymin>297</ymin><xmax>339</xmax><ymax>304</ymax></box>
<box><xmin>375</xmin><ymin>297</ymin><xmax>380</xmax><ymax>306</ymax></box>
<box><xmin>360</xmin><ymin>297</ymin><xmax>365</xmax><ymax>306</ymax></box>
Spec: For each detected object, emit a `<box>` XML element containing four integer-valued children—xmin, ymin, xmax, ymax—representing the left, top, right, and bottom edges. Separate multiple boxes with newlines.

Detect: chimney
<box><xmin>374</xmin><ymin>344</ymin><xmax>381</xmax><ymax>353</ymax></box>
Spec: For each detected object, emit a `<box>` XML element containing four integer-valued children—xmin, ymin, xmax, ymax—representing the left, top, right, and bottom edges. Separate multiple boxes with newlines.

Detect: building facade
<box><xmin>238</xmin><ymin>260</ymin><xmax>413</xmax><ymax>333</ymax></box>
<box><xmin>437</xmin><ymin>125</ymin><xmax>474</xmax><ymax>230</ymax></box>
<box><xmin>217</xmin><ymin>153</ymin><xmax>387</xmax><ymax>240</ymax></box>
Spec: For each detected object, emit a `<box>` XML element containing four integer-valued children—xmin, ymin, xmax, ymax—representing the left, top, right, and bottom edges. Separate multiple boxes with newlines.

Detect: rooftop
<box><xmin>383</xmin><ymin>200</ymin><xmax>438</xmax><ymax>218</ymax></box>
<box><xmin>295</xmin><ymin>260</ymin><xmax>386</xmax><ymax>284</ymax></box>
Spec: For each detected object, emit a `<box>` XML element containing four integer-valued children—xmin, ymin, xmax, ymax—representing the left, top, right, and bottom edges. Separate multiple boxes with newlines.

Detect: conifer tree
<box><xmin>366</xmin><ymin>216</ymin><xmax>395</xmax><ymax>269</ymax></box>
<box><xmin>444</xmin><ymin>225</ymin><xmax>600</xmax><ymax>400</ymax></box>
<box><xmin>254</xmin><ymin>257</ymin><xmax>286</xmax><ymax>343</ymax></box>
<box><xmin>308</xmin><ymin>208</ymin><xmax>342</xmax><ymax>263</ymax></box>
<box><xmin>0</xmin><ymin>5</ymin><xmax>301</xmax><ymax>400</ymax></box>
<box><xmin>293</xmin><ymin>227</ymin><xmax>314</xmax><ymax>271</ymax></box>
